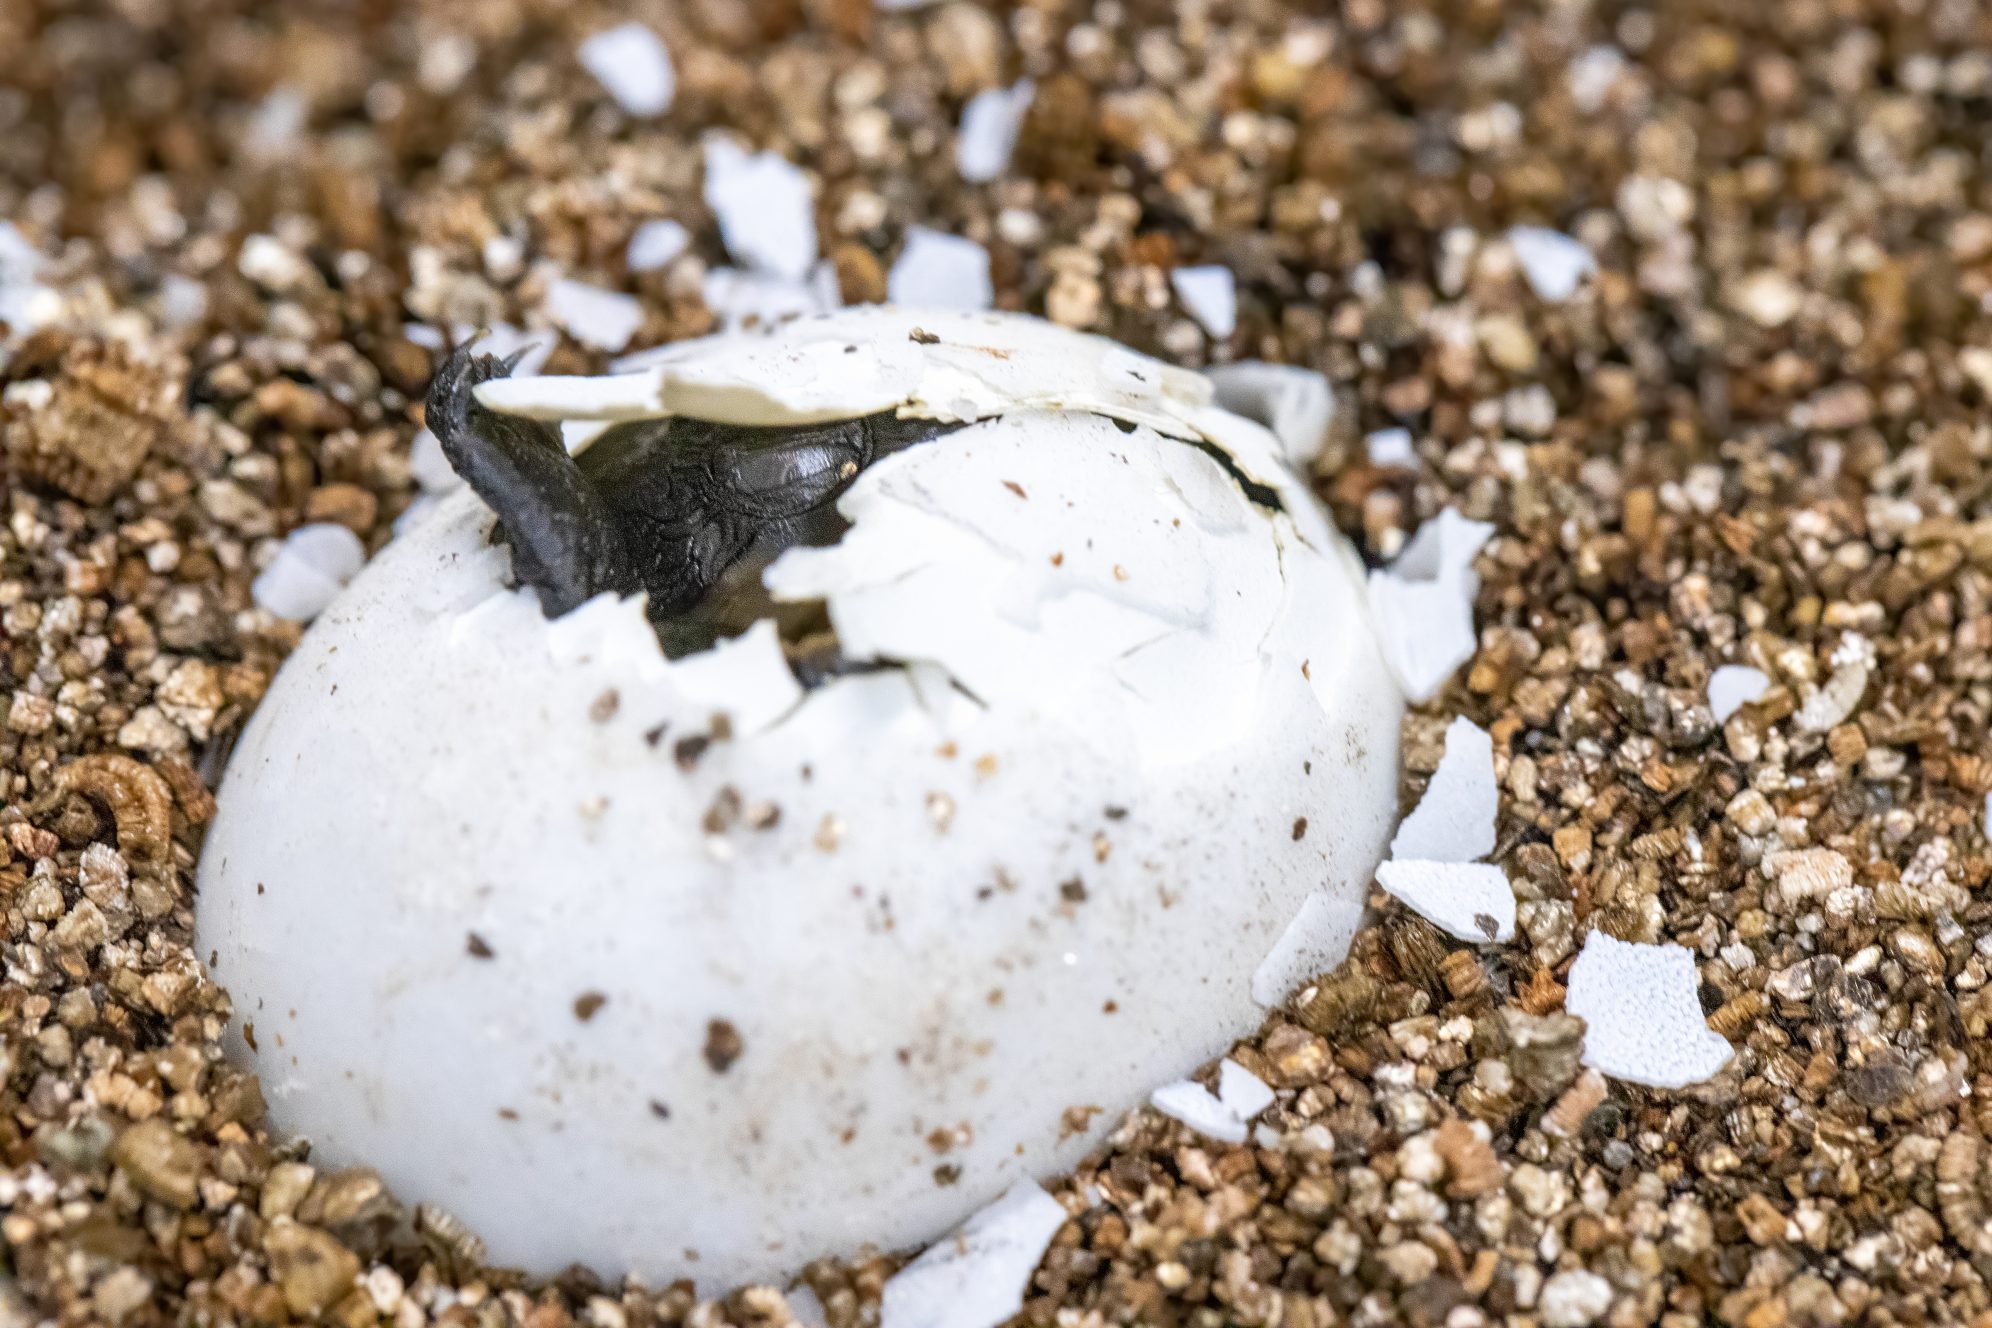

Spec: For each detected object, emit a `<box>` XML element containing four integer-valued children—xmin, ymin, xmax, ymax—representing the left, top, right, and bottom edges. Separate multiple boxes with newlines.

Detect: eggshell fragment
<box><xmin>541</xmin><ymin>308</ymin><xmax>1217</xmax><ymax>439</ymax></box>
<box><xmin>1170</xmin><ymin>265</ymin><xmax>1237</xmax><ymax>339</ymax></box>
<box><xmin>1365</xmin><ymin>428</ymin><xmax>1415</xmax><ymax>467</ymax></box>
<box><xmin>544</xmin><ymin>278</ymin><xmax>645</xmax><ymax>353</ymax></box>
<box><xmin>1367</xmin><ymin>507</ymin><xmax>1494</xmax><ymax>701</ymax></box>
<box><xmin>1390</xmin><ymin>717</ymin><xmax>1496</xmax><ymax>863</ymax></box>
<box><xmin>577</xmin><ymin>22</ymin><xmax>676</xmax><ymax>117</ymax></box>
<box><xmin>700</xmin><ymin>262</ymin><xmax>842</xmax><ymax>331</ymax></box>
<box><xmin>198</xmin><ymin>311</ymin><xmax>1405</xmax><ymax>1289</ymax></box>
<box><xmin>1218</xmin><ymin>1060</ymin><xmax>1276</xmax><ymax>1120</ymax></box>
<box><xmin>1204</xmin><ymin>361</ymin><xmax>1337</xmax><ymax>468</ymax></box>
<box><xmin>1565</xmin><ymin>932</ymin><xmax>1733</xmax><ymax>1089</ymax></box>
<box><xmin>1250</xmin><ymin>890</ymin><xmax>1366</xmax><ymax>1008</ymax></box>
<box><xmin>957</xmin><ymin>81</ymin><xmax>1033</xmax><ymax>183</ymax></box>
<box><xmin>1151</xmin><ymin>1080</ymin><xmax>1248</xmax><ymax>1144</ymax></box>
<box><xmin>251</xmin><ymin>524</ymin><xmax>367</xmax><ymax>622</ymax></box>
<box><xmin>627</xmin><ymin>220</ymin><xmax>691</xmax><ymax>272</ymax></box>
<box><xmin>703</xmin><ymin>137</ymin><xmax>817</xmax><ymax>282</ymax></box>
<box><xmin>888</xmin><ymin>228</ymin><xmax>993</xmax><ymax>311</ymax></box>
<box><xmin>1707</xmin><ymin>664</ymin><xmax>1770</xmax><ymax>723</ymax></box>
<box><xmin>880</xmin><ymin>1184</ymin><xmax>1068</xmax><ymax>1328</ymax></box>
<box><xmin>1376</xmin><ymin>861</ymin><xmax>1516</xmax><ymax>944</ymax></box>
<box><xmin>1507</xmin><ymin>226</ymin><xmax>1597</xmax><ymax>301</ymax></box>
<box><xmin>0</xmin><ymin>221</ymin><xmax>59</xmax><ymax>339</ymax></box>
<box><xmin>1149</xmin><ymin>1060</ymin><xmax>1274</xmax><ymax>1145</ymax></box>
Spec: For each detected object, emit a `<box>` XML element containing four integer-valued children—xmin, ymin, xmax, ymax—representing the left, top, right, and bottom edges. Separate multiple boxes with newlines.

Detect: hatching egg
<box><xmin>197</xmin><ymin>308</ymin><xmax>1403</xmax><ymax>1289</ymax></box>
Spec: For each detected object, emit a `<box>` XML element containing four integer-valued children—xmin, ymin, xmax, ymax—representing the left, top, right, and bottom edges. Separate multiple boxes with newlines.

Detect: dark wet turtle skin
<box><xmin>425</xmin><ymin>347</ymin><xmax>957</xmax><ymax>644</ymax></box>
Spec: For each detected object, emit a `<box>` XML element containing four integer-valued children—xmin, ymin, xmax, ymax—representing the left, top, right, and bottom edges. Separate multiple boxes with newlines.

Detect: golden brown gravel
<box><xmin>7</xmin><ymin>1</ymin><xmax>1992</xmax><ymax>1327</ymax></box>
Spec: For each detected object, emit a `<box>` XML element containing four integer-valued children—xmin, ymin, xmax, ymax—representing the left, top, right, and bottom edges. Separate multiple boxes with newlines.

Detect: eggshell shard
<box><xmin>1708</xmin><ymin>664</ymin><xmax>1770</xmax><ymax>723</ymax></box>
<box><xmin>1204</xmin><ymin>361</ymin><xmax>1337</xmax><ymax>469</ymax></box>
<box><xmin>196</xmin><ymin>309</ymin><xmax>1404</xmax><ymax>1288</ymax></box>
<box><xmin>1149</xmin><ymin>1057</ymin><xmax>1274</xmax><ymax>1146</ymax></box>
<box><xmin>887</xmin><ymin>228</ymin><xmax>994</xmax><ymax>311</ymax></box>
<box><xmin>1565</xmin><ymin>932</ymin><xmax>1734</xmax><ymax>1089</ymax></box>
<box><xmin>1377</xmin><ymin>860</ymin><xmax>1516</xmax><ymax>944</ymax></box>
<box><xmin>627</xmin><ymin>219</ymin><xmax>691</xmax><ymax>273</ymax></box>
<box><xmin>1365</xmin><ymin>427</ymin><xmax>1415</xmax><ymax>467</ymax></box>
<box><xmin>1389</xmin><ymin>716</ymin><xmax>1496</xmax><ymax>863</ymax></box>
<box><xmin>576</xmin><ymin>22</ymin><xmax>675</xmax><ymax>118</ymax></box>
<box><xmin>1506</xmin><ymin>226</ymin><xmax>1597</xmax><ymax>302</ymax></box>
<box><xmin>0</xmin><ymin>221</ymin><xmax>59</xmax><ymax>341</ymax></box>
<box><xmin>700</xmin><ymin>262</ymin><xmax>843</xmax><ymax>331</ymax></box>
<box><xmin>1150</xmin><ymin>1080</ymin><xmax>1249</xmax><ymax>1145</ymax></box>
<box><xmin>1367</xmin><ymin>507</ymin><xmax>1495</xmax><ymax>702</ymax></box>
<box><xmin>1170</xmin><ymin>265</ymin><xmax>1237</xmax><ymax>339</ymax></box>
<box><xmin>702</xmin><ymin>137</ymin><xmax>818</xmax><ymax>282</ymax></box>
<box><xmin>1218</xmin><ymin>1059</ymin><xmax>1276</xmax><ymax>1120</ymax></box>
<box><xmin>543</xmin><ymin>278</ymin><xmax>645</xmax><ymax>353</ymax></box>
<box><xmin>1249</xmin><ymin>891</ymin><xmax>1365</xmax><ymax>1008</ymax></box>
<box><xmin>879</xmin><ymin>1183</ymin><xmax>1068</xmax><ymax>1328</ymax></box>
<box><xmin>251</xmin><ymin>523</ymin><xmax>367</xmax><ymax>622</ymax></box>
<box><xmin>956</xmin><ymin>80</ymin><xmax>1033</xmax><ymax>183</ymax></box>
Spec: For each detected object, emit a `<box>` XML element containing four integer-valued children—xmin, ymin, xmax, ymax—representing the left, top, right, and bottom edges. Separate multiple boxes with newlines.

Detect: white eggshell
<box><xmin>1376</xmin><ymin>860</ymin><xmax>1516</xmax><ymax>944</ymax></box>
<box><xmin>196</xmin><ymin>315</ymin><xmax>1403</xmax><ymax>1290</ymax></box>
<box><xmin>1389</xmin><ymin>716</ymin><xmax>1496</xmax><ymax>863</ymax></box>
<box><xmin>1565</xmin><ymin>932</ymin><xmax>1733</xmax><ymax>1088</ymax></box>
<box><xmin>504</xmin><ymin>308</ymin><xmax>1217</xmax><ymax>436</ymax></box>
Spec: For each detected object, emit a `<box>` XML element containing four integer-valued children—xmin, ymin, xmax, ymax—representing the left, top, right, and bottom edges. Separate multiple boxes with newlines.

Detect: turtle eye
<box><xmin>715</xmin><ymin>425</ymin><xmax>870</xmax><ymax>519</ymax></box>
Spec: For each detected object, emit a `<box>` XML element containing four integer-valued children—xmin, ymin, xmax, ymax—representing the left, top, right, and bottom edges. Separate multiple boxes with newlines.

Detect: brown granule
<box><xmin>704</xmin><ymin>1018</ymin><xmax>745</xmax><ymax>1073</ymax></box>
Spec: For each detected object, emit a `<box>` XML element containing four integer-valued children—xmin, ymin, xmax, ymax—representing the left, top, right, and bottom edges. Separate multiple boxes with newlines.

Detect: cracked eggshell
<box><xmin>195</xmin><ymin>310</ymin><xmax>1404</xmax><ymax>1290</ymax></box>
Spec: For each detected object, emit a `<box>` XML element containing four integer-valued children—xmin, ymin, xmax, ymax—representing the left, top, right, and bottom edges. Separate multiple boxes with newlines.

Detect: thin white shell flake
<box><xmin>251</xmin><ymin>524</ymin><xmax>367</xmax><ymax>622</ymax></box>
<box><xmin>501</xmin><ymin>309</ymin><xmax>1216</xmax><ymax>440</ymax></box>
<box><xmin>1376</xmin><ymin>860</ymin><xmax>1515</xmax><ymax>944</ymax></box>
<box><xmin>1708</xmin><ymin>664</ymin><xmax>1771</xmax><ymax>723</ymax></box>
<box><xmin>1218</xmin><ymin>1059</ymin><xmax>1276</xmax><ymax>1119</ymax></box>
<box><xmin>957</xmin><ymin>80</ymin><xmax>1034</xmax><ymax>183</ymax></box>
<box><xmin>577</xmin><ymin>22</ymin><xmax>676</xmax><ymax>118</ymax></box>
<box><xmin>1148</xmin><ymin>1060</ymin><xmax>1275</xmax><ymax>1145</ymax></box>
<box><xmin>0</xmin><ymin>221</ymin><xmax>59</xmax><ymax>339</ymax></box>
<box><xmin>198</xmin><ymin>307</ymin><xmax>1405</xmax><ymax>1288</ymax></box>
<box><xmin>1250</xmin><ymin>890</ymin><xmax>1367</xmax><ymax>1007</ymax></box>
<box><xmin>1389</xmin><ymin>716</ymin><xmax>1496</xmax><ymax>863</ymax></box>
<box><xmin>1171</xmin><ymin>265</ymin><xmax>1237</xmax><ymax>339</ymax></box>
<box><xmin>880</xmin><ymin>1184</ymin><xmax>1069</xmax><ymax>1328</ymax></box>
<box><xmin>887</xmin><ymin>228</ymin><xmax>993</xmax><ymax>311</ymax></box>
<box><xmin>1365</xmin><ymin>428</ymin><xmax>1415</xmax><ymax>467</ymax></box>
<box><xmin>703</xmin><ymin>137</ymin><xmax>817</xmax><ymax>282</ymax></box>
<box><xmin>1205</xmin><ymin>361</ymin><xmax>1337</xmax><ymax>468</ymax></box>
<box><xmin>1565</xmin><ymin>932</ymin><xmax>1733</xmax><ymax>1089</ymax></box>
<box><xmin>1367</xmin><ymin>507</ymin><xmax>1495</xmax><ymax>702</ymax></box>
<box><xmin>544</xmin><ymin>278</ymin><xmax>645</xmax><ymax>353</ymax></box>
<box><xmin>1506</xmin><ymin>226</ymin><xmax>1597</xmax><ymax>302</ymax></box>
<box><xmin>700</xmin><ymin>263</ymin><xmax>841</xmax><ymax>331</ymax></box>
<box><xmin>1150</xmin><ymin>1080</ymin><xmax>1247</xmax><ymax>1144</ymax></box>
<box><xmin>627</xmin><ymin>219</ymin><xmax>691</xmax><ymax>273</ymax></box>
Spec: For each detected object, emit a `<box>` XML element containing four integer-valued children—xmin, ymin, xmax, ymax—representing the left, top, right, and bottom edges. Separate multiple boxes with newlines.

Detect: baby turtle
<box><xmin>427</xmin><ymin>346</ymin><xmax>954</xmax><ymax>648</ymax></box>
